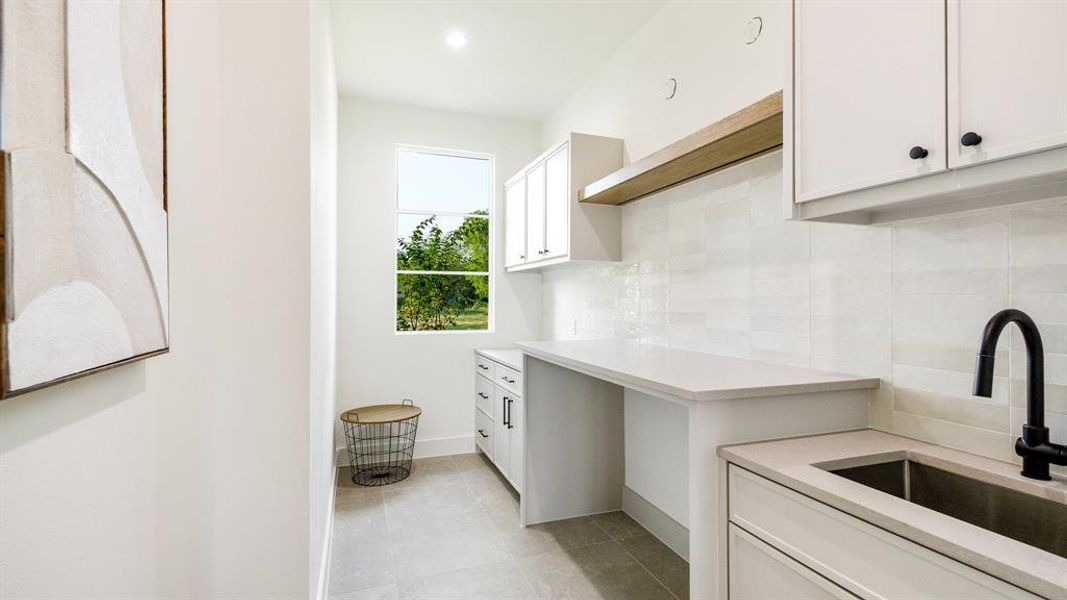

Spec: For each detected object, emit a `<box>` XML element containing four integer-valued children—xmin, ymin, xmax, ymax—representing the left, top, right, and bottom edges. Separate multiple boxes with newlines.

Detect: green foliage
<box><xmin>396</xmin><ymin>213</ymin><xmax>489</xmax><ymax>331</ymax></box>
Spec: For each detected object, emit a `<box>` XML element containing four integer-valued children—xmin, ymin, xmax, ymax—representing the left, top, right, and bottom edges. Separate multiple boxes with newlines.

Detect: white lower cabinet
<box><xmin>507</xmin><ymin>393</ymin><xmax>523</xmax><ymax>487</ymax></box>
<box><xmin>475</xmin><ymin>375</ymin><xmax>494</xmax><ymax>417</ymax></box>
<box><xmin>729</xmin><ymin>525</ymin><xmax>854</xmax><ymax>600</ymax></box>
<box><xmin>726</xmin><ymin>465</ymin><xmax>1040</xmax><ymax>600</ymax></box>
<box><xmin>474</xmin><ymin>351</ymin><xmax>522</xmax><ymax>493</ymax></box>
<box><xmin>475</xmin><ymin>408</ymin><xmax>492</xmax><ymax>458</ymax></box>
<box><xmin>492</xmin><ymin>387</ymin><xmax>511</xmax><ymax>481</ymax></box>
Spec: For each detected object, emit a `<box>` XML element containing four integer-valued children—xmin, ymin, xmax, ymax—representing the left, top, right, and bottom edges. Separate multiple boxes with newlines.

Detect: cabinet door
<box><xmin>794</xmin><ymin>0</ymin><xmax>946</xmax><ymax>202</ymax></box>
<box><xmin>543</xmin><ymin>145</ymin><xmax>569</xmax><ymax>260</ymax></box>
<box><xmin>948</xmin><ymin>0</ymin><xmax>1067</xmax><ymax>168</ymax></box>
<box><xmin>729</xmin><ymin>525</ymin><xmax>854</xmax><ymax>600</ymax></box>
<box><xmin>507</xmin><ymin>394</ymin><xmax>523</xmax><ymax>493</ymax></box>
<box><xmin>492</xmin><ymin>387</ymin><xmax>511</xmax><ymax>477</ymax></box>
<box><xmin>525</xmin><ymin>162</ymin><xmax>546</xmax><ymax>263</ymax></box>
<box><xmin>504</xmin><ymin>179</ymin><xmax>527</xmax><ymax>267</ymax></box>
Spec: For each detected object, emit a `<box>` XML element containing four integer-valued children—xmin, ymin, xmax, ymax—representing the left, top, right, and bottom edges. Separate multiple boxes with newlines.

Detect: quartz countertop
<box><xmin>474</xmin><ymin>347</ymin><xmax>523</xmax><ymax>371</ymax></box>
<box><xmin>719</xmin><ymin>429</ymin><xmax>1067</xmax><ymax>598</ymax></box>
<box><xmin>514</xmin><ymin>339</ymin><xmax>878</xmax><ymax>403</ymax></box>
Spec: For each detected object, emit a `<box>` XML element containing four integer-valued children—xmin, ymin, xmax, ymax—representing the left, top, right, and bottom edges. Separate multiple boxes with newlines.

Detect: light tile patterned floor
<box><xmin>328</xmin><ymin>454</ymin><xmax>689</xmax><ymax>599</ymax></box>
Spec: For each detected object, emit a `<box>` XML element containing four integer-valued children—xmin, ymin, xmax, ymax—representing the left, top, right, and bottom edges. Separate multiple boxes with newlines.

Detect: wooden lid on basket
<box><xmin>341</xmin><ymin>403</ymin><xmax>422</xmax><ymax>424</ymax></box>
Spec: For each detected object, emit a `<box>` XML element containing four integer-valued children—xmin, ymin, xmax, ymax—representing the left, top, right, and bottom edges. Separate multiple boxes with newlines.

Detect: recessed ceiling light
<box><xmin>445</xmin><ymin>31</ymin><xmax>468</xmax><ymax>49</ymax></box>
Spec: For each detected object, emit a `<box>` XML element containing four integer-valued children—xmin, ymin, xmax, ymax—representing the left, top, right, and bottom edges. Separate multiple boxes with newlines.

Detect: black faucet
<box><xmin>973</xmin><ymin>309</ymin><xmax>1067</xmax><ymax>480</ymax></box>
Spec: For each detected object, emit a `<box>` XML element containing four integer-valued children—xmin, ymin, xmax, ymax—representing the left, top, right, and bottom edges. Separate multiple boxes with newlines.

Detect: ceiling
<box><xmin>330</xmin><ymin>1</ymin><xmax>667</xmax><ymax>121</ymax></box>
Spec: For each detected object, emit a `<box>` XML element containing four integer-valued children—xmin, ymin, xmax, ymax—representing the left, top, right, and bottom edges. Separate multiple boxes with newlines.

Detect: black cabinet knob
<box><xmin>961</xmin><ymin>131</ymin><xmax>983</xmax><ymax>147</ymax></box>
<box><xmin>909</xmin><ymin>146</ymin><xmax>928</xmax><ymax>160</ymax></box>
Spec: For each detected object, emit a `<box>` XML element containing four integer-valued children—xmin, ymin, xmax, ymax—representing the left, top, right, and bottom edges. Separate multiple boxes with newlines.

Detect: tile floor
<box><xmin>328</xmin><ymin>453</ymin><xmax>689</xmax><ymax>599</ymax></box>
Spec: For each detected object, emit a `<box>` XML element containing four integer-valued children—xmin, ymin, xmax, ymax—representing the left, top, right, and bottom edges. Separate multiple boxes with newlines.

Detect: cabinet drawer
<box><xmin>475</xmin><ymin>408</ymin><xmax>492</xmax><ymax>458</ymax></box>
<box><xmin>729</xmin><ymin>524</ymin><xmax>855</xmax><ymax>600</ymax></box>
<box><xmin>475</xmin><ymin>375</ymin><xmax>494</xmax><ymax>418</ymax></box>
<box><xmin>728</xmin><ymin>465</ymin><xmax>1039</xmax><ymax>600</ymax></box>
<box><xmin>474</xmin><ymin>355</ymin><xmax>496</xmax><ymax>380</ymax></box>
<box><xmin>497</xmin><ymin>365</ymin><xmax>522</xmax><ymax>395</ymax></box>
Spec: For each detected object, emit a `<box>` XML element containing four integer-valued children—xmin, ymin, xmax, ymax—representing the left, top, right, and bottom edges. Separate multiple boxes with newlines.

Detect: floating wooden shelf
<box><xmin>579</xmin><ymin>90</ymin><xmax>783</xmax><ymax>206</ymax></box>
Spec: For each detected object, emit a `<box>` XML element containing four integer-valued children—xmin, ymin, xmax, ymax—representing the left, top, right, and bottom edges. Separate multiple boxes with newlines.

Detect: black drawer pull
<box><xmin>477</xmin><ymin>392</ymin><xmax>489</xmax><ymax>399</ymax></box>
<box><xmin>477</xmin><ymin>429</ymin><xmax>489</xmax><ymax>438</ymax></box>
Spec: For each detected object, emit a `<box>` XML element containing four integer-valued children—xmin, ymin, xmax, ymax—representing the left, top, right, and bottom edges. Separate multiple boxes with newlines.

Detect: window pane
<box><xmin>396</xmin><ymin>274</ymin><xmax>489</xmax><ymax>332</ymax></box>
<box><xmin>397</xmin><ymin>150</ymin><xmax>490</xmax><ymax>213</ymax></box>
<box><xmin>396</xmin><ymin>213</ymin><xmax>488</xmax><ymax>272</ymax></box>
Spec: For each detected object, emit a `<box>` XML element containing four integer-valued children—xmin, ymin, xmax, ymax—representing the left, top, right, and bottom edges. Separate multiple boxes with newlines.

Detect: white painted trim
<box><xmin>334</xmin><ymin>434</ymin><xmax>475</xmax><ymax>466</ymax></box>
<box><xmin>397</xmin><ymin>209</ymin><xmax>489</xmax><ymax>219</ymax></box>
<box><xmin>622</xmin><ymin>485</ymin><xmax>690</xmax><ymax>562</ymax></box>
<box><xmin>316</xmin><ymin>454</ymin><xmax>338</xmax><ymax>600</ymax></box>
<box><xmin>413</xmin><ymin>434</ymin><xmax>475</xmax><ymax>458</ymax></box>
<box><xmin>396</xmin><ymin>270</ymin><xmax>490</xmax><ymax>276</ymax></box>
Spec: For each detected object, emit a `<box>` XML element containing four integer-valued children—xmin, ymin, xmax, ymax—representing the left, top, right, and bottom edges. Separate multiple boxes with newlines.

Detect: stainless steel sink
<box><xmin>826</xmin><ymin>459</ymin><xmax>1067</xmax><ymax>560</ymax></box>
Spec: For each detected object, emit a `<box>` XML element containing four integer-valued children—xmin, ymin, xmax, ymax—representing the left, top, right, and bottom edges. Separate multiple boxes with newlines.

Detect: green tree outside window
<box><xmin>396</xmin><ymin>212</ymin><xmax>489</xmax><ymax>331</ymax></box>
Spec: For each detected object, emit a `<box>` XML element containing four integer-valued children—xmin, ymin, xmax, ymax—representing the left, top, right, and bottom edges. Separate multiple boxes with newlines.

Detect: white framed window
<box><xmin>394</xmin><ymin>145</ymin><xmax>493</xmax><ymax>333</ymax></box>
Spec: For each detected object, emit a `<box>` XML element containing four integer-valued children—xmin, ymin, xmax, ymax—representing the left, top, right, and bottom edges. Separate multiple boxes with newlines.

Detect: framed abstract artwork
<box><xmin>0</xmin><ymin>0</ymin><xmax>168</xmax><ymax>398</ymax></box>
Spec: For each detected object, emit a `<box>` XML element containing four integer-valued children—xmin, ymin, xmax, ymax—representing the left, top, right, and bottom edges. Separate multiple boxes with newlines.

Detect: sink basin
<box><xmin>826</xmin><ymin>459</ymin><xmax>1067</xmax><ymax>560</ymax></box>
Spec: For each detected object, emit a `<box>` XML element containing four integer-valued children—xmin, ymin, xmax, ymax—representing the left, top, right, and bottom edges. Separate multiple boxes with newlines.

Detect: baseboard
<box><xmin>316</xmin><ymin>454</ymin><xmax>338</xmax><ymax>600</ymax></box>
<box><xmin>414</xmin><ymin>434</ymin><xmax>475</xmax><ymax>458</ymax></box>
<box><xmin>334</xmin><ymin>434</ymin><xmax>475</xmax><ymax>466</ymax></box>
<box><xmin>622</xmin><ymin>485</ymin><xmax>690</xmax><ymax>562</ymax></box>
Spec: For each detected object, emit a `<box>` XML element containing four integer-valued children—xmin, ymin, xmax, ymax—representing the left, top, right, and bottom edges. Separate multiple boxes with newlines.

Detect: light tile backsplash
<box><xmin>542</xmin><ymin>151</ymin><xmax>1067</xmax><ymax>470</ymax></box>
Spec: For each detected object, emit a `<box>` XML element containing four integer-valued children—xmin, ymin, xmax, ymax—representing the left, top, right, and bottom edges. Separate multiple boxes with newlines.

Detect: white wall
<box><xmin>543</xmin><ymin>0</ymin><xmax>785</xmax><ymax>161</ymax></box>
<box><xmin>540</xmin><ymin>0</ymin><xmax>1066</xmax><ymax>474</ymax></box>
<box><xmin>624</xmin><ymin>389</ymin><xmax>688</xmax><ymax>526</ymax></box>
<box><xmin>310</xmin><ymin>1</ymin><xmax>339</xmax><ymax>597</ymax></box>
<box><xmin>336</xmin><ymin>97</ymin><xmax>542</xmax><ymax>459</ymax></box>
<box><xmin>0</xmin><ymin>1</ymin><xmax>318</xmax><ymax>596</ymax></box>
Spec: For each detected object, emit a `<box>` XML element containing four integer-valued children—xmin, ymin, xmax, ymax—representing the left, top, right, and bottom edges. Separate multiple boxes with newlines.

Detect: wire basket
<box><xmin>341</xmin><ymin>400</ymin><xmax>422</xmax><ymax>486</ymax></box>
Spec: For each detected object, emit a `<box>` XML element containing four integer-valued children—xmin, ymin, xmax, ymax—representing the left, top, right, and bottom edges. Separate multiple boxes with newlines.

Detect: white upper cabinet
<box><xmin>543</xmin><ymin>145</ymin><xmax>569</xmax><ymax>261</ymax></box>
<box><xmin>504</xmin><ymin>133</ymin><xmax>623</xmax><ymax>271</ymax></box>
<box><xmin>504</xmin><ymin>178</ymin><xmax>526</xmax><ymax>267</ymax></box>
<box><xmin>788</xmin><ymin>0</ymin><xmax>1067</xmax><ymax>223</ymax></box>
<box><xmin>525</xmin><ymin>162</ymin><xmax>546</xmax><ymax>264</ymax></box>
<box><xmin>948</xmin><ymin>0</ymin><xmax>1067</xmax><ymax>168</ymax></box>
<box><xmin>794</xmin><ymin>0</ymin><xmax>946</xmax><ymax>202</ymax></box>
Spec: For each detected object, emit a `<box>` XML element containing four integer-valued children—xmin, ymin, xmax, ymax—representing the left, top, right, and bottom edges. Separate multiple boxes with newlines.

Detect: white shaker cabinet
<box><xmin>793</xmin><ymin>0</ymin><xmax>946</xmax><ymax>202</ymax></box>
<box><xmin>948</xmin><ymin>0</ymin><xmax>1067</xmax><ymax>168</ymax></box>
<box><xmin>473</xmin><ymin>349</ymin><xmax>523</xmax><ymax>493</ymax></box>
<box><xmin>543</xmin><ymin>145</ymin><xmax>569</xmax><ymax>261</ymax></box>
<box><xmin>492</xmin><ymin>387</ymin><xmax>511</xmax><ymax>483</ymax></box>
<box><xmin>728</xmin><ymin>525</ymin><xmax>853</xmax><ymax>600</ymax></box>
<box><xmin>788</xmin><ymin>0</ymin><xmax>1067</xmax><ymax>223</ymax></box>
<box><xmin>504</xmin><ymin>133</ymin><xmax>623</xmax><ymax>271</ymax></box>
<box><xmin>525</xmin><ymin>161</ymin><xmax>546</xmax><ymax>264</ymax></box>
<box><xmin>725</xmin><ymin>465</ymin><xmax>1041</xmax><ymax>600</ymax></box>
<box><xmin>504</xmin><ymin>179</ymin><xmax>526</xmax><ymax>268</ymax></box>
<box><xmin>506</xmin><ymin>393</ymin><xmax>523</xmax><ymax>488</ymax></box>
